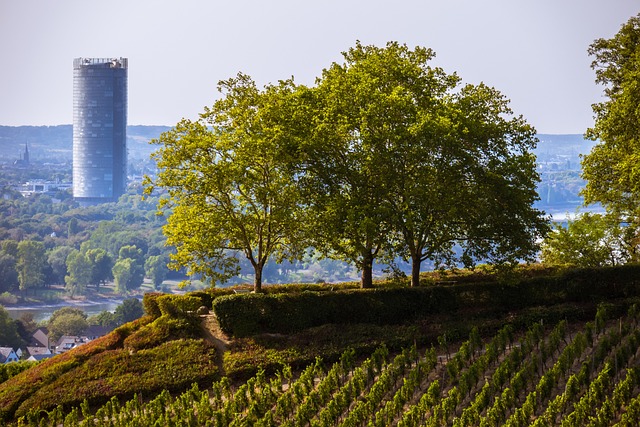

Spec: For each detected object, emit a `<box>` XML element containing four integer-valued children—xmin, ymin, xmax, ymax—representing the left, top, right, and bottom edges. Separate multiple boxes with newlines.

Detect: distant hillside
<box><xmin>0</xmin><ymin>125</ymin><xmax>172</xmax><ymax>162</ymax></box>
<box><xmin>0</xmin><ymin>127</ymin><xmax>598</xmax><ymax>164</ymax></box>
<box><xmin>535</xmin><ymin>134</ymin><xmax>598</xmax><ymax>166</ymax></box>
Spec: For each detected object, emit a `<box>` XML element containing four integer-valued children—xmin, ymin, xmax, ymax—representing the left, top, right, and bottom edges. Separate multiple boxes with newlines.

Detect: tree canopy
<box><xmin>540</xmin><ymin>212</ymin><xmax>633</xmax><ymax>267</ymax></box>
<box><xmin>47</xmin><ymin>307</ymin><xmax>88</xmax><ymax>342</ymax></box>
<box><xmin>582</xmin><ymin>13</ymin><xmax>640</xmax><ymax>216</ymax></box>
<box><xmin>147</xmin><ymin>42</ymin><xmax>549</xmax><ymax>289</ymax></box>
<box><xmin>297</xmin><ymin>41</ymin><xmax>548</xmax><ymax>287</ymax></box>
<box><xmin>145</xmin><ymin>75</ymin><xmax>305</xmax><ymax>292</ymax></box>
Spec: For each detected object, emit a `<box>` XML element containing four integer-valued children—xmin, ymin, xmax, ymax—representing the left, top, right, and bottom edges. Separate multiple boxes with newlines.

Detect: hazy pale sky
<box><xmin>1</xmin><ymin>0</ymin><xmax>638</xmax><ymax>133</ymax></box>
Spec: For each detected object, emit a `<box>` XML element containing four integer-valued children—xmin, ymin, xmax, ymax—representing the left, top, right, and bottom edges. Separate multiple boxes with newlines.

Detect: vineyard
<box><xmin>12</xmin><ymin>303</ymin><xmax>640</xmax><ymax>426</ymax></box>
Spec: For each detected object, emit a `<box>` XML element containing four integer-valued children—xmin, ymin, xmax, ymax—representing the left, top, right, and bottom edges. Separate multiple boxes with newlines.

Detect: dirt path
<box><xmin>200</xmin><ymin>314</ymin><xmax>231</xmax><ymax>375</ymax></box>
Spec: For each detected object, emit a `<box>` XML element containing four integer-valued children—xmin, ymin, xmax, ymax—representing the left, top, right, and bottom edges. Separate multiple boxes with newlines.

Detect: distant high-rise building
<box><xmin>73</xmin><ymin>57</ymin><xmax>128</xmax><ymax>204</ymax></box>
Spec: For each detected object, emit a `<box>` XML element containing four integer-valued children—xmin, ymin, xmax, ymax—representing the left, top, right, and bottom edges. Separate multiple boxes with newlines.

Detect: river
<box><xmin>4</xmin><ymin>299</ymin><xmax>126</xmax><ymax>323</ymax></box>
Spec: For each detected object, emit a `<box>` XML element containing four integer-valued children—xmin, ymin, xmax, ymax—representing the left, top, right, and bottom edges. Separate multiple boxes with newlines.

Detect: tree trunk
<box><xmin>411</xmin><ymin>256</ymin><xmax>421</xmax><ymax>287</ymax></box>
<box><xmin>361</xmin><ymin>255</ymin><xmax>373</xmax><ymax>289</ymax></box>
<box><xmin>254</xmin><ymin>264</ymin><xmax>263</xmax><ymax>293</ymax></box>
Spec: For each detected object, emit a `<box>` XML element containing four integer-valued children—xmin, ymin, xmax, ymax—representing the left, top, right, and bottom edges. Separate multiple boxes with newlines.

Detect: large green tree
<box><xmin>47</xmin><ymin>307</ymin><xmax>88</xmax><ymax>342</ymax></box>
<box><xmin>298</xmin><ymin>42</ymin><xmax>548</xmax><ymax>287</ymax></box>
<box><xmin>16</xmin><ymin>240</ymin><xmax>46</xmax><ymax>293</ymax></box>
<box><xmin>116</xmin><ymin>245</ymin><xmax>145</xmax><ymax>291</ymax></box>
<box><xmin>144</xmin><ymin>254</ymin><xmax>168</xmax><ymax>290</ymax></box>
<box><xmin>112</xmin><ymin>258</ymin><xmax>133</xmax><ymax>295</ymax></box>
<box><xmin>145</xmin><ymin>74</ymin><xmax>304</xmax><ymax>292</ymax></box>
<box><xmin>0</xmin><ymin>253</ymin><xmax>18</xmax><ymax>293</ymax></box>
<box><xmin>47</xmin><ymin>245</ymin><xmax>74</xmax><ymax>285</ymax></box>
<box><xmin>582</xmin><ymin>14</ymin><xmax>640</xmax><ymax>216</ymax></box>
<box><xmin>86</xmin><ymin>248</ymin><xmax>113</xmax><ymax>289</ymax></box>
<box><xmin>64</xmin><ymin>249</ymin><xmax>92</xmax><ymax>297</ymax></box>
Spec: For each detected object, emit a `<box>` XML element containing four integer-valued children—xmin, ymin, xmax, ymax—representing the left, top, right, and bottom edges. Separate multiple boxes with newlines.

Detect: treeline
<box><xmin>0</xmin><ymin>188</ymin><xmax>170</xmax><ymax>299</ymax></box>
<box><xmin>0</xmin><ymin>186</ymin><xmax>362</xmax><ymax>301</ymax></box>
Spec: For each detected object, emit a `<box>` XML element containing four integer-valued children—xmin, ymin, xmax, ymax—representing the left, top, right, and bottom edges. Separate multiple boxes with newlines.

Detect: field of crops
<box><xmin>13</xmin><ymin>303</ymin><xmax>640</xmax><ymax>427</ymax></box>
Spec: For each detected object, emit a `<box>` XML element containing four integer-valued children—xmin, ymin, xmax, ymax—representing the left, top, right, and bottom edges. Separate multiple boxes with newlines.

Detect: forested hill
<box><xmin>0</xmin><ymin>125</ymin><xmax>595</xmax><ymax>164</ymax></box>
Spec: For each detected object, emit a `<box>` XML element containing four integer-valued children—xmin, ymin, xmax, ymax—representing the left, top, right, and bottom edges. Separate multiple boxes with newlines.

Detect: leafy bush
<box><xmin>124</xmin><ymin>315</ymin><xmax>201</xmax><ymax>351</ymax></box>
<box><xmin>142</xmin><ymin>292</ymin><xmax>163</xmax><ymax>318</ymax></box>
<box><xmin>0</xmin><ymin>362</ymin><xmax>37</xmax><ymax>384</ymax></box>
<box><xmin>0</xmin><ymin>292</ymin><xmax>18</xmax><ymax>305</ymax></box>
<box><xmin>157</xmin><ymin>294</ymin><xmax>203</xmax><ymax>318</ymax></box>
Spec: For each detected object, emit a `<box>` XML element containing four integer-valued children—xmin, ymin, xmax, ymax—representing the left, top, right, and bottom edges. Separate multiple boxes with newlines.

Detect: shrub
<box><xmin>124</xmin><ymin>316</ymin><xmax>201</xmax><ymax>351</ymax></box>
<box><xmin>142</xmin><ymin>292</ymin><xmax>163</xmax><ymax>319</ymax></box>
<box><xmin>157</xmin><ymin>295</ymin><xmax>203</xmax><ymax>318</ymax></box>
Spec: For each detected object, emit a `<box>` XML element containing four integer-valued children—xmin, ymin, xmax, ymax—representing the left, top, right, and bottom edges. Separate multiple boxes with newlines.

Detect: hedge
<box><xmin>211</xmin><ymin>264</ymin><xmax>640</xmax><ymax>337</ymax></box>
<box><xmin>212</xmin><ymin>287</ymin><xmax>459</xmax><ymax>337</ymax></box>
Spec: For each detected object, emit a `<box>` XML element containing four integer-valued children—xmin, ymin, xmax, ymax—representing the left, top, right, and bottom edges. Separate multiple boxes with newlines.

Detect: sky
<box><xmin>1</xmin><ymin>0</ymin><xmax>638</xmax><ymax>134</ymax></box>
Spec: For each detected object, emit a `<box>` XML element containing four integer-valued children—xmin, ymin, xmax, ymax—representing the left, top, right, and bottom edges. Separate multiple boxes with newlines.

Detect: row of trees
<box><xmin>0</xmin><ymin>237</ymin><xmax>169</xmax><ymax>296</ymax></box>
<box><xmin>146</xmin><ymin>42</ymin><xmax>549</xmax><ymax>290</ymax></box>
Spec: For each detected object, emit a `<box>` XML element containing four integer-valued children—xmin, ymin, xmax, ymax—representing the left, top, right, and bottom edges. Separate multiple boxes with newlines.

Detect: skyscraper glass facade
<box><xmin>73</xmin><ymin>57</ymin><xmax>128</xmax><ymax>203</ymax></box>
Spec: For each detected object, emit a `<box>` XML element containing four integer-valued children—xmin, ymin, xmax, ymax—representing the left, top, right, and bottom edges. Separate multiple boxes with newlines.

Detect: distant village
<box><xmin>1</xmin><ymin>324</ymin><xmax>112</xmax><ymax>364</ymax></box>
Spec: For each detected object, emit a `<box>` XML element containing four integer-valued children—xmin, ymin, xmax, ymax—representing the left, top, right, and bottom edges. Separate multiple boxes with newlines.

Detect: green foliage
<box><xmin>12</xmin><ymin>339</ymin><xmax>218</xmax><ymax>420</ymax></box>
<box><xmin>64</xmin><ymin>249</ymin><xmax>91</xmax><ymax>297</ymax></box>
<box><xmin>0</xmin><ymin>305</ymin><xmax>23</xmax><ymax>349</ymax></box>
<box><xmin>213</xmin><ymin>265</ymin><xmax>640</xmax><ymax>338</ymax></box>
<box><xmin>213</xmin><ymin>287</ymin><xmax>458</xmax><ymax>337</ymax></box>
<box><xmin>87</xmin><ymin>310</ymin><xmax>119</xmax><ymax>328</ymax></box>
<box><xmin>299</xmin><ymin>41</ymin><xmax>548</xmax><ymax>288</ymax></box>
<box><xmin>0</xmin><ymin>253</ymin><xmax>18</xmax><ymax>293</ymax></box>
<box><xmin>142</xmin><ymin>292</ymin><xmax>163</xmax><ymax>318</ymax></box>
<box><xmin>144</xmin><ymin>254</ymin><xmax>168</xmax><ymax>289</ymax></box>
<box><xmin>47</xmin><ymin>307</ymin><xmax>88</xmax><ymax>342</ymax></box>
<box><xmin>85</xmin><ymin>248</ymin><xmax>113</xmax><ymax>288</ymax></box>
<box><xmin>112</xmin><ymin>258</ymin><xmax>133</xmax><ymax>294</ymax></box>
<box><xmin>123</xmin><ymin>315</ymin><xmax>201</xmax><ymax>351</ymax></box>
<box><xmin>541</xmin><ymin>212</ymin><xmax>633</xmax><ymax>267</ymax></box>
<box><xmin>145</xmin><ymin>75</ymin><xmax>306</xmax><ymax>292</ymax></box>
<box><xmin>582</xmin><ymin>13</ymin><xmax>640</xmax><ymax>216</ymax></box>
<box><xmin>16</xmin><ymin>240</ymin><xmax>46</xmax><ymax>292</ymax></box>
<box><xmin>114</xmin><ymin>297</ymin><xmax>144</xmax><ymax>324</ymax></box>
<box><xmin>5</xmin><ymin>267</ymin><xmax>640</xmax><ymax>424</ymax></box>
<box><xmin>116</xmin><ymin>245</ymin><xmax>145</xmax><ymax>291</ymax></box>
<box><xmin>147</xmin><ymin>42</ymin><xmax>547</xmax><ymax>291</ymax></box>
<box><xmin>0</xmin><ymin>362</ymin><xmax>37</xmax><ymax>384</ymax></box>
<box><xmin>46</xmin><ymin>245</ymin><xmax>73</xmax><ymax>285</ymax></box>
<box><xmin>16</xmin><ymin>303</ymin><xmax>640</xmax><ymax>427</ymax></box>
<box><xmin>156</xmin><ymin>294</ymin><xmax>202</xmax><ymax>318</ymax></box>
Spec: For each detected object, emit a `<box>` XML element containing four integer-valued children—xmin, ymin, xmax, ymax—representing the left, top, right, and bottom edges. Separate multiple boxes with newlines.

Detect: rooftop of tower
<box><xmin>73</xmin><ymin>57</ymin><xmax>128</xmax><ymax>69</ymax></box>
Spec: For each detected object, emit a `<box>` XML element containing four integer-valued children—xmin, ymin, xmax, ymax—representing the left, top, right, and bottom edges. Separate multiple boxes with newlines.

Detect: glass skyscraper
<box><xmin>73</xmin><ymin>57</ymin><xmax>128</xmax><ymax>204</ymax></box>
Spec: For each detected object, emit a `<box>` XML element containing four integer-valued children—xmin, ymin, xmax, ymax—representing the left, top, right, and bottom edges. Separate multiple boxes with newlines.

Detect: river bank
<box><xmin>3</xmin><ymin>292</ymin><xmax>142</xmax><ymax>323</ymax></box>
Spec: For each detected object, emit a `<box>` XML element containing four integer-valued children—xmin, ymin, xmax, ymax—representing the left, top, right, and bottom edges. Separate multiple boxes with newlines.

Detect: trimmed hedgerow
<box><xmin>212</xmin><ymin>264</ymin><xmax>640</xmax><ymax>338</ymax></box>
<box><xmin>142</xmin><ymin>292</ymin><xmax>163</xmax><ymax>318</ymax></box>
<box><xmin>156</xmin><ymin>294</ymin><xmax>203</xmax><ymax>318</ymax></box>
<box><xmin>212</xmin><ymin>287</ymin><xmax>458</xmax><ymax>337</ymax></box>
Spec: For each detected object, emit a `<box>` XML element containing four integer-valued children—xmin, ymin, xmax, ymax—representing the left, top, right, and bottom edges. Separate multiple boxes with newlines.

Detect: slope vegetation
<box><xmin>1</xmin><ymin>265</ymin><xmax>640</xmax><ymax>425</ymax></box>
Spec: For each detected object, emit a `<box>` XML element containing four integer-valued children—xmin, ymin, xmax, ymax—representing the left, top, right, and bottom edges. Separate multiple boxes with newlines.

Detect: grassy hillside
<box><xmin>1</xmin><ymin>265</ymin><xmax>640</xmax><ymax>425</ymax></box>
